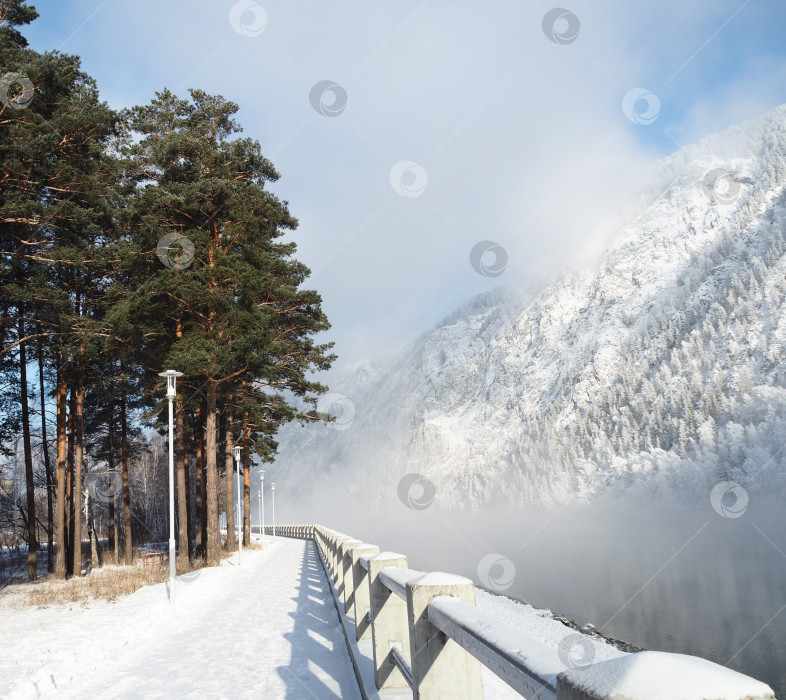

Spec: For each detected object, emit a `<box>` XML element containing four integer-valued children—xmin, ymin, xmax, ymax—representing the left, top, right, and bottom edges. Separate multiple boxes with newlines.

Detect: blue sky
<box><xmin>20</xmin><ymin>0</ymin><xmax>786</xmax><ymax>372</ymax></box>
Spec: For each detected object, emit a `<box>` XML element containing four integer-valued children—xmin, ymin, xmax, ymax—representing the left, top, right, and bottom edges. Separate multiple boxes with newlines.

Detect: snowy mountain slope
<box><xmin>274</xmin><ymin>105</ymin><xmax>786</xmax><ymax>509</ymax></box>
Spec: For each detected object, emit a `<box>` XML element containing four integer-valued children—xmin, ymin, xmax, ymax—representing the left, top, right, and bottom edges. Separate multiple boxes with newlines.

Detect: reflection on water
<box><xmin>332</xmin><ymin>501</ymin><xmax>786</xmax><ymax>697</ymax></box>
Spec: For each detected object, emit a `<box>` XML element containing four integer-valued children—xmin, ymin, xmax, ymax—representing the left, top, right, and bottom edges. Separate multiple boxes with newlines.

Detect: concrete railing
<box><xmin>263</xmin><ymin>525</ymin><xmax>775</xmax><ymax>700</ymax></box>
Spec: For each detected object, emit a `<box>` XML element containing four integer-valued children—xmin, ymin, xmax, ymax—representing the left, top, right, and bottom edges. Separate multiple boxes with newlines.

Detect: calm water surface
<box><xmin>330</xmin><ymin>501</ymin><xmax>786</xmax><ymax>697</ymax></box>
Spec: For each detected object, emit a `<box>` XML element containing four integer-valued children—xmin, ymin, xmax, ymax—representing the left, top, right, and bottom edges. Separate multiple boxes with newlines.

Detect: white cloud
<box><xmin>26</xmin><ymin>0</ymin><xmax>786</xmax><ymax>372</ymax></box>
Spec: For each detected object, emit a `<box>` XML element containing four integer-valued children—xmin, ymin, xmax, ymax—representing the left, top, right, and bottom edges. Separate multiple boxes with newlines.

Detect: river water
<box><xmin>335</xmin><ymin>500</ymin><xmax>786</xmax><ymax>697</ymax></box>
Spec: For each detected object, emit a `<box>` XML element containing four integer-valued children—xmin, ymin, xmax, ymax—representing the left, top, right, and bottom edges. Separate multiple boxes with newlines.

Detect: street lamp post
<box><xmin>158</xmin><ymin>370</ymin><xmax>183</xmax><ymax>603</ymax></box>
<box><xmin>259</xmin><ymin>470</ymin><xmax>265</xmax><ymax>542</ymax></box>
<box><xmin>233</xmin><ymin>444</ymin><xmax>242</xmax><ymax>563</ymax></box>
<box><xmin>271</xmin><ymin>482</ymin><xmax>276</xmax><ymax>541</ymax></box>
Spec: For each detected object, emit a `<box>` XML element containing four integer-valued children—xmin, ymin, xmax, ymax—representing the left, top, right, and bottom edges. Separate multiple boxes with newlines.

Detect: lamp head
<box><xmin>158</xmin><ymin>370</ymin><xmax>184</xmax><ymax>397</ymax></box>
<box><xmin>233</xmin><ymin>445</ymin><xmax>241</xmax><ymax>461</ymax></box>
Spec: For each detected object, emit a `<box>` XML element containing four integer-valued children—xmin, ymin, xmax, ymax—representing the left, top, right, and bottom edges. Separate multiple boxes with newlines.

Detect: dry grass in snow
<box><xmin>0</xmin><ymin>557</ymin><xmax>208</xmax><ymax>609</ymax></box>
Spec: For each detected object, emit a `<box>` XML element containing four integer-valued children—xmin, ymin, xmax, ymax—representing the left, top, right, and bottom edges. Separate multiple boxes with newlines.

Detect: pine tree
<box><xmin>117</xmin><ymin>89</ymin><xmax>334</xmax><ymax>566</ymax></box>
<box><xmin>2</xmin><ymin>4</ymin><xmax>336</xmax><ymax>578</ymax></box>
<box><xmin>1</xmin><ymin>0</ymin><xmax>117</xmax><ymax>578</ymax></box>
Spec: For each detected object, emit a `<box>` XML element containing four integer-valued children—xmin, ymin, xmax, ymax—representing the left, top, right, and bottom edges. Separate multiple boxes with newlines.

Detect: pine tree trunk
<box><xmin>107</xmin><ymin>412</ymin><xmax>117</xmax><ymax>565</ymax></box>
<box><xmin>205</xmin><ymin>380</ymin><xmax>221</xmax><ymax>566</ymax></box>
<box><xmin>201</xmin><ymin>433</ymin><xmax>208</xmax><ymax>555</ymax></box>
<box><xmin>113</xmin><ymin>502</ymin><xmax>120</xmax><ymax>565</ymax></box>
<box><xmin>223</xmin><ymin>405</ymin><xmax>236</xmax><ymax>551</ymax></box>
<box><xmin>70</xmin><ymin>368</ymin><xmax>84</xmax><ymax>576</ymax></box>
<box><xmin>120</xmin><ymin>384</ymin><xmax>133</xmax><ymax>565</ymax></box>
<box><xmin>66</xmin><ymin>384</ymin><xmax>76</xmax><ymax>576</ymax></box>
<box><xmin>184</xmin><ymin>410</ymin><xmax>195</xmax><ymax>563</ymax></box>
<box><xmin>243</xmin><ymin>428</ymin><xmax>250</xmax><ymax>546</ymax></box>
<box><xmin>18</xmin><ymin>316</ymin><xmax>37</xmax><ymax>580</ymax></box>
<box><xmin>173</xmin><ymin>317</ymin><xmax>190</xmax><ymax>561</ymax></box>
<box><xmin>87</xmin><ymin>491</ymin><xmax>99</xmax><ymax>569</ymax></box>
<box><xmin>0</xmin><ymin>298</ymin><xmax>9</xmax><ymax>351</ymax></box>
<box><xmin>107</xmin><ymin>494</ymin><xmax>116</xmax><ymax>563</ymax></box>
<box><xmin>37</xmin><ymin>340</ymin><xmax>54</xmax><ymax>573</ymax></box>
<box><xmin>94</xmin><ymin>517</ymin><xmax>103</xmax><ymax>567</ymax></box>
<box><xmin>194</xmin><ymin>405</ymin><xmax>204</xmax><ymax>560</ymax></box>
<box><xmin>85</xmin><ymin>490</ymin><xmax>93</xmax><ymax>567</ymax></box>
<box><xmin>54</xmin><ymin>367</ymin><xmax>68</xmax><ymax>579</ymax></box>
<box><xmin>175</xmin><ymin>397</ymin><xmax>189</xmax><ymax>563</ymax></box>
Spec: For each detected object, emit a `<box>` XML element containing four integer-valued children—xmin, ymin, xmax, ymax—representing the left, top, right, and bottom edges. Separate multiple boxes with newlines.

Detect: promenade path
<box><xmin>3</xmin><ymin>530</ymin><xmax>773</xmax><ymax>700</ymax></box>
<box><xmin>0</xmin><ymin>538</ymin><xmax>361</xmax><ymax>699</ymax></box>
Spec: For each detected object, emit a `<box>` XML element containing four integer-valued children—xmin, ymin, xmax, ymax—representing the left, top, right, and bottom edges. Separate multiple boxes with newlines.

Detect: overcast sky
<box><xmin>23</xmin><ymin>0</ymin><xmax>786</xmax><ymax>375</ymax></box>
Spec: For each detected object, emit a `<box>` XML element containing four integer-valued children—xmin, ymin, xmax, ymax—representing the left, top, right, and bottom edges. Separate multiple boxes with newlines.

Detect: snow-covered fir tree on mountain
<box><xmin>275</xmin><ymin>104</ymin><xmax>786</xmax><ymax>509</ymax></box>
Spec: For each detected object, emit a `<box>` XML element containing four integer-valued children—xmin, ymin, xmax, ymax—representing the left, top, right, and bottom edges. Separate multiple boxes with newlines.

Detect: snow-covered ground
<box><xmin>0</xmin><ymin>534</ymin><xmax>626</xmax><ymax>700</ymax></box>
<box><xmin>0</xmin><ymin>538</ymin><xmax>361</xmax><ymax>699</ymax></box>
<box><xmin>1</xmin><ymin>534</ymin><xmax>773</xmax><ymax>699</ymax></box>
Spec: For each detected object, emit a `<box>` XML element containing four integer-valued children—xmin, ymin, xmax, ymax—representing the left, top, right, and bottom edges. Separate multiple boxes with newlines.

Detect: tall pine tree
<box><xmin>1</xmin><ymin>0</ymin><xmax>118</xmax><ymax>578</ymax></box>
<box><xmin>116</xmin><ymin>89</ymin><xmax>334</xmax><ymax>566</ymax></box>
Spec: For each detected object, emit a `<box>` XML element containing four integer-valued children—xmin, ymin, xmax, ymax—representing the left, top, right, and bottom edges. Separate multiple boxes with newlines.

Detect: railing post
<box><xmin>406</xmin><ymin>573</ymin><xmax>484</xmax><ymax>700</ymax></box>
<box><xmin>340</xmin><ymin>539</ymin><xmax>362</xmax><ymax>611</ymax></box>
<box><xmin>334</xmin><ymin>535</ymin><xmax>352</xmax><ymax>588</ymax></box>
<box><xmin>329</xmin><ymin>533</ymin><xmax>339</xmax><ymax>580</ymax></box>
<box><xmin>350</xmin><ymin>544</ymin><xmax>380</xmax><ymax>639</ymax></box>
<box><xmin>329</xmin><ymin>534</ymin><xmax>340</xmax><ymax>580</ymax></box>
<box><xmin>368</xmin><ymin>553</ymin><xmax>410</xmax><ymax>691</ymax></box>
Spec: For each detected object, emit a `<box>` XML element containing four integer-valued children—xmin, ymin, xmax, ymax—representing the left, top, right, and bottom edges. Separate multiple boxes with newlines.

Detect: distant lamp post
<box><xmin>233</xmin><ymin>444</ymin><xmax>242</xmax><ymax>563</ymax></box>
<box><xmin>271</xmin><ymin>482</ymin><xmax>276</xmax><ymax>540</ymax></box>
<box><xmin>259</xmin><ymin>470</ymin><xmax>265</xmax><ymax>542</ymax></box>
<box><xmin>158</xmin><ymin>369</ymin><xmax>183</xmax><ymax>603</ymax></box>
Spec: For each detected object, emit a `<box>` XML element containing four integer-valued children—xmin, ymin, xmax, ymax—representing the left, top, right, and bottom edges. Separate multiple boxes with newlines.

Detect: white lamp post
<box><xmin>259</xmin><ymin>470</ymin><xmax>265</xmax><ymax>542</ymax></box>
<box><xmin>271</xmin><ymin>482</ymin><xmax>276</xmax><ymax>540</ymax></box>
<box><xmin>158</xmin><ymin>369</ymin><xmax>183</xmax><ymax>603</ymax></box>
<box><xmin>233</xmin><ymin>444</ymin><xmax>242</xmax><ymax>563</ymax></box>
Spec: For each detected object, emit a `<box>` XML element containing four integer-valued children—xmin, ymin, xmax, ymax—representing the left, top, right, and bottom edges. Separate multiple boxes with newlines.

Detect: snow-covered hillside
<box><xmin>274</xmin><ymin>105</ymin><xmax>786</xmax><ymax>509</ymax></box>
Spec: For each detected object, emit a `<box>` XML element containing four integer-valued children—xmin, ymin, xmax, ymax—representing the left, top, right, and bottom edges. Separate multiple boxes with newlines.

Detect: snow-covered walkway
<box><xmin>0</xmin><ymin>538</ymin><xmax>362</xmax><ymax>699</ymax></box>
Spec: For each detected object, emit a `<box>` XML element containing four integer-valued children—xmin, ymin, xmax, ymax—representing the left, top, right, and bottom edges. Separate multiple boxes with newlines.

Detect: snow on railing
<box><xmin>265</xmin><ymin>524</ymin><xmax>775</xmax><ymax>700</ymax></box>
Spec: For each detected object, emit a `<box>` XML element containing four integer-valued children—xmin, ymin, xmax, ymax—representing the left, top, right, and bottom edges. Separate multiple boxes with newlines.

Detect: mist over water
<box><xmin>275</xmin><ymin>493</ymin><xmax>786</xmax><ymax>695</ymax></box>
